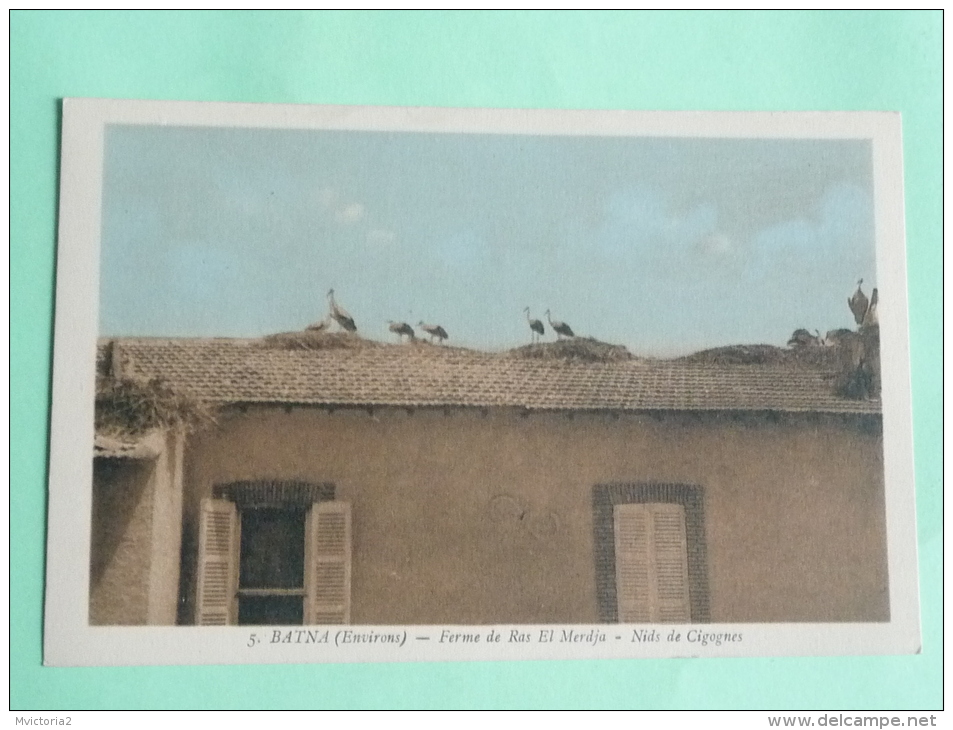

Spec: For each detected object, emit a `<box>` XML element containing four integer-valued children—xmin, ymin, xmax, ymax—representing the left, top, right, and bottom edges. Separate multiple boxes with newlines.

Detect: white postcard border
<box><xmin>44</xmin><ymin>100</ymin><xmax>919</xmax><ymax>666</ymax></box>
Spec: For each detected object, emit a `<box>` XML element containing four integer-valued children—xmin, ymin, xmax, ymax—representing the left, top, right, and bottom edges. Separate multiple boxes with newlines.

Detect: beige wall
<box><xmin>90</xmin><ymin>457</ymin><xmax>154</xmax><ymax>625</ymax></box>
<box><xmin>147</xmin><ymin>431</ymin><xmax>185</xmax><ymax>624</ymax></box>
<box><xmin>181</xmin><ymin>406</ymin><xmax>888</xmax><ymax>625</ymax></box>
<box><xmin>90</xmin><ymin>431</ymin><xmax>185</xmax><ymax>625</ymax></box>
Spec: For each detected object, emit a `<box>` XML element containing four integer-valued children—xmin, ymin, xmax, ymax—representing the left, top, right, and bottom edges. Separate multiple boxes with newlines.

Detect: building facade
<box><xmin>91</xmin><ymin>337</ymin><xmax>888</xmax><ymax>627</ymax></box>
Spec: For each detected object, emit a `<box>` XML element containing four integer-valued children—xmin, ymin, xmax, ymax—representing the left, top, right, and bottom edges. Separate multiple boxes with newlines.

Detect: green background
<box><xmin>11</xmin><ymin>10</ymin><xmax>941</xmax><ymax>710</ymax></box>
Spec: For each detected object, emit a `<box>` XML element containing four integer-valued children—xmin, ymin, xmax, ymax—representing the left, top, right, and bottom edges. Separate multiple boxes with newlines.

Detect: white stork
<box><xmin>327</xmin><ymin>289</ymin><xmax>357</xmax><ymax>332</ymax></box>
<box><xmin>388</xmin><ymin>320</ymin><xmax>415</xmax><ymax>342</ymax></box>
<box><xmin>417</xmin><ymin>321</ymin><xmax>448</xmax><ymax>345</ymax></box>
<box><xmin>524</xmin><ymin>307</ymin><xmax>545</xmax><ymax>343</ymax></box>
<box><xmin>787</xmin><ymin>328</ymin><xmax>821</xmax><ymax>348</ymax></box>
<box><xmin>862</xmin><ymin>288</ymin><xmax>879</xmax><ymax>328</ymax></box>
<box><xmin>848</xmin><ymin>279</ymin><xmax>870</xmax><ymax>327</ymax></box>
<box><xmin>545</xmin><ymin>309</ymin><xmax>574</xmax><ymax>339</ymax></box>
<box><xmin>305</xmin><ymin>316</ymin><xmax>330</xmax><ymax>333</ymax></box>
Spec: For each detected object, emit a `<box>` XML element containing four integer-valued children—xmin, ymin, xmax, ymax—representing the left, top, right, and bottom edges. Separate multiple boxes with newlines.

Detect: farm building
<box><xmin>90</xmin><ymin>333</ymin><xmax>887</xmax><ymax>627</ymax></box>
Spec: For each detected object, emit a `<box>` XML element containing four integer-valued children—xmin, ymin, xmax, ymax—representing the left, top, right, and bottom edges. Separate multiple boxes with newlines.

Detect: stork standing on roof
<box><xmin>327</xmin><ymin>289</ymin><xmax>357</xmax><ymax>332</ymax></box>
<box><xmin>787</xmin><ymin>328</ymin><xmax>821</xmax><ymax>348</ymax></box>
<box><xmin>417</xmin><ymin>321</ymin><xmax>448</xmax><ymax>345</ymax></box>
<box><xmin>388</xmin><ymin>320</ymin><xmax>415</xmax><ymax>343</ymax></box>
<box><xmin>524</xmin><ymin>307</ymin><xmax>544</xmax><ymax>343</ymax></box>
<box><xmin>824</xmin><ymin>328</ymin><xmax>854</xmax><ymax>347</ymax></box>
<box><xmin>862</xmin><ymin>288</ymin><xmax>879</xmax><ymax>328</ymax></box>
<box><xmin>306</xmin><ymin>316</ymin><xmax>330</xmax><ymax>333</ymax></box>
<box><xmin>545</xmin><ymin>309</ymin><xmax>574</xmax><ymax>340</ymax></box>
<box><xmin>848</xmin><ymin>279</ymin><xmax>870</xmax><ymax>327</ymax></box>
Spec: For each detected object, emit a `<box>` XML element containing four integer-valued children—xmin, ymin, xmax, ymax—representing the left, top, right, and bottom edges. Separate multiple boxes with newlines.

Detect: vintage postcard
<box><xmin>45</xmin><ymin>100</ymin><xmax>919</xmax><ymax>665</ymax></box>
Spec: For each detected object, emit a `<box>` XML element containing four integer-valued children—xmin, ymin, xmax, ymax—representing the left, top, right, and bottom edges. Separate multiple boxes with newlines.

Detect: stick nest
<box><xmin>260</xmin><ymin>331</ymin><xmax>384</xmax><ymax>351</ymax></box>
<box><xmin>96</xmin><ymin>375</ymin><xmax>217</xmax><ymax>436</ymax></box>
<box><xmin>508</xmin><ymin>337</ymin><xmax>634</xmax><ymax>363</ymax></box>
<box><xmin>678</xmin><ymin>344</ymin><xmax>841</xmax><ymax>369</ymax></box>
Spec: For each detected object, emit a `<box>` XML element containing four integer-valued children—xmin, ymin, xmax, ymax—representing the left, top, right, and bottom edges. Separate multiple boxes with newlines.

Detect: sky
<box><xmin>100</xmin><ymin>125</ymin><xmax>876</xmax><ymax>356</ymax></box>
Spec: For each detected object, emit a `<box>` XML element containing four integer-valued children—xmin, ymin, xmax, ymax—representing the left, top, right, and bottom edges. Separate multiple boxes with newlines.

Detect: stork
<box><xmin>305</xmin><ymin>316</ymin><xmax>330</xmax><ymax>333</ymax></box>
<box><xmin>417</xmin><ymin>321</ymin><xmax>448</xmax><ymax>345</ymax></box>
<box><xmin>862</xmin><ymin>288</ymin><xmax>879</xmax><ymax>328</ymax></box>
<box><xmin>388</xmin><ymin>320</ymin><xmax>415</xmax><ymax>343</ymax></box>
<box><xmin>824</xmin><ymin>328</ymin><xmax>854</xmax><ymax>347</ymax></box>
<box><xmin>787</xmin><ymin>328</ymin><xmax>820</xmax><ymax>348</ymax></box>
<box><xmin>545</xmin><ymin>309</ymin><xmax>574</xmax><ymax>339</ymax></box>
<box><xmin>848</xmin><ymin>279</ymin><xmax>869</xmax><ymax>327</ymax></box>
<box><xmin>524</xmin><ymin>307</ymin><xmax>544</xmax><ymax>343</ymax></box>
<box><xmin>327</xmin><ymin>289</ymin><xmax>357</xmax><ymax>332</ymax></box>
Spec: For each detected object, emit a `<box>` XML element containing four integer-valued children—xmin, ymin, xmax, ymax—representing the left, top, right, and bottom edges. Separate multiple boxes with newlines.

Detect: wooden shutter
<box><xmin>614</xmin><ymin>503</ymin><xmax>652</xmax><ymax>622</ymax></box>
<box><xmin>195</xmin><ymin>498</ymin><xmax>239</xmax><ymax>626</ymax></box>
<box><xmin>651</xmin><ymin>503</ymin><xmax>691</xmax><ymax>622</ymax></box>
<box><xmin>614</xmin><ymin>503</ymin><xmax>690</xmax><ymax>623</ymax></box>
<box><xmin>305</xmin><ymin>501</ymin><xmax>351</xmax><ymax>624</ymax></box>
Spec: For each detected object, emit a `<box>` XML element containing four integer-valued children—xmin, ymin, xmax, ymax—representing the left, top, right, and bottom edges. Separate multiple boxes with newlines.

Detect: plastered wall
<box><xmin>90</xmin><ymin>431</ymin><xmax>185</xmax><ymax>625</ymax></box>
<box><xmin>90</xmin><ymin>458</ymin><xmax>154</xmax><ymax>625</ymax></box>
<box><xmin>179</xmin><ymin>406</ymin><xmax>888</xmax><ymax>625</ymax></box>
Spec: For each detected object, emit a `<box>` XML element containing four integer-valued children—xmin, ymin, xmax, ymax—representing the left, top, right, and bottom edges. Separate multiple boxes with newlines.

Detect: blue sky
<box><xmin>100</xmin><ymin>125</ymin><xmax>876</xmax><ymax>355</ymax></box>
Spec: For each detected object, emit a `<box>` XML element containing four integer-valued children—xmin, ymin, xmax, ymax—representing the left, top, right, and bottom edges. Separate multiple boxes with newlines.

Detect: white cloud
<box><xmin>595</xmin><ymin>188</ymin><xmax>719</xmax><ymax>260</ymax></box>
<box><xmin>335</xmin><ymin>202</ymin><xmax>365</xmax><ymax>224</ymax></box>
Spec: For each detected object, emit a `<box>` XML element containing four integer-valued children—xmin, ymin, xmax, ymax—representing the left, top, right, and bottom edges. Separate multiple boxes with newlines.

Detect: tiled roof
<box><xmin>106</xmin><ymin>337</ymin><xmax>881</xmax><ymax>415</ymax></box>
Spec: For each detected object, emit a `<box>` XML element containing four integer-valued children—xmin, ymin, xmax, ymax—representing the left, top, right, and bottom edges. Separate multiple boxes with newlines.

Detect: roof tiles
<box><xmin>108</xmin><ymin>338</ymin><xmax>881</xmax><ymax>415</ymax></box>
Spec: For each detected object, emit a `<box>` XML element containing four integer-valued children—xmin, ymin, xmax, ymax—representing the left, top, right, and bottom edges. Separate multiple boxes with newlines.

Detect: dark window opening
<box><xmin>238</xmin><ymin>595</ymin><xmax>304</xmax><ymax>625</ymax></box>
<box><xmin>238</xmin><ymin>507</ymin><xmax>306</xmax><ymax>625</ymax></box>
<box><xmin>239</xmin><ymin>508</ymin><xmax>306</xmax><ymax>589</ymax></box>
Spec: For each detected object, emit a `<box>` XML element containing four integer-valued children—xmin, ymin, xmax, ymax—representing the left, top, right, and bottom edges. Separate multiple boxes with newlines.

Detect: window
<box><xmin>613</xmin><ymin>502</ymin><xmax>690</xmax><ymax>623</ymax></box>
<box><xmin>593</xmin><ymin>483</ymin><xmax>709</xmax><ymax>623</ymax></box>
<box><xmin>238</xmin><ymin>507</ymin><xmax>306</xmax><ymax>625</ymax></box>
<box><xmin>195</xmin><ymin>496</ymin><xmax>351</xmax><ymax>626</ymax></box>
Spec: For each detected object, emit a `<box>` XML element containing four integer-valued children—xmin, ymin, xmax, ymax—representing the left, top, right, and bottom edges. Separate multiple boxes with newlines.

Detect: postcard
<box><xmin>45</xmin><ymin>100</ymin><xmax>919</xmax><ymax>665</ymax></box>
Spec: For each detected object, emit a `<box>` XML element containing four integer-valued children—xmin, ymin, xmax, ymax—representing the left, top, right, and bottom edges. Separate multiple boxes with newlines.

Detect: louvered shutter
<box><xmin>650</xmin><ymin>503</ymin><xmax>691</xmax><ymax>623</ymax></box>
<box><xmin>614</xmin><ymin>503</ymin><xmax>691</xmax><ymax>623</ymax></box>
<box><xmin>195</xmin><ymin>498</ymin><xmax>239</xmax><ymax>625</ymax></box>
<box><xmin>305</xmin><ymin>501</ymin><xmax>351</xmax><ymax>624</ymax></box>
<box><xmin>614</xmin><ymin>503</ymin><xmax>652</xmax><ymax>622</ymax></box>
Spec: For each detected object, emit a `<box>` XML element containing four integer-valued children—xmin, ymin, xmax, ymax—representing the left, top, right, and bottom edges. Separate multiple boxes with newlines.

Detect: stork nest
<box><xmin>681</xmin><ymin>330</ymin><xmax>881</xmax><ymax>400</ymax></box>
<box><xmin>678</xmin><ymin>344</ymin><xmax>840</xmax><ymax>369</ymax></box>
<box><xmin>508</xmin><ymin>337</ymin><xmax>633</xmax><ymax>363</ymax></box>
<box><xmin>260</xmin><ymin>330</ymin><xmax>384</xmax><ymax>351</ymax></box>
<box><xmin>96</xmin><ymin>374</ymin><xmax>217</xmax><ymax>436</ymax></box>
<box><xmin>404</xmin><ymin>339</ymin><xmax>475</xmax><ymax>354</ymax></box>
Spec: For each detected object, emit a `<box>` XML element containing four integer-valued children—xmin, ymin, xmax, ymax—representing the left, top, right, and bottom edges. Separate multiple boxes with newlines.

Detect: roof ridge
<box><xmin>99</xmin><ymin>337</ymin><xmax>880</xmax><ymax>415</ymax></box>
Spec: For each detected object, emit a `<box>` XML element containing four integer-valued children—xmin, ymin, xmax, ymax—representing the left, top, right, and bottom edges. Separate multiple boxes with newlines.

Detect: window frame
<box><xmin>592</xmin><ymin>482</ymin><xmax>710</xmax><ymax>623</ymax></box>
<box><xmin>195</xmin><ymin>481</ymin><xmax>350</xmax><ymax>626</ymax></box>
